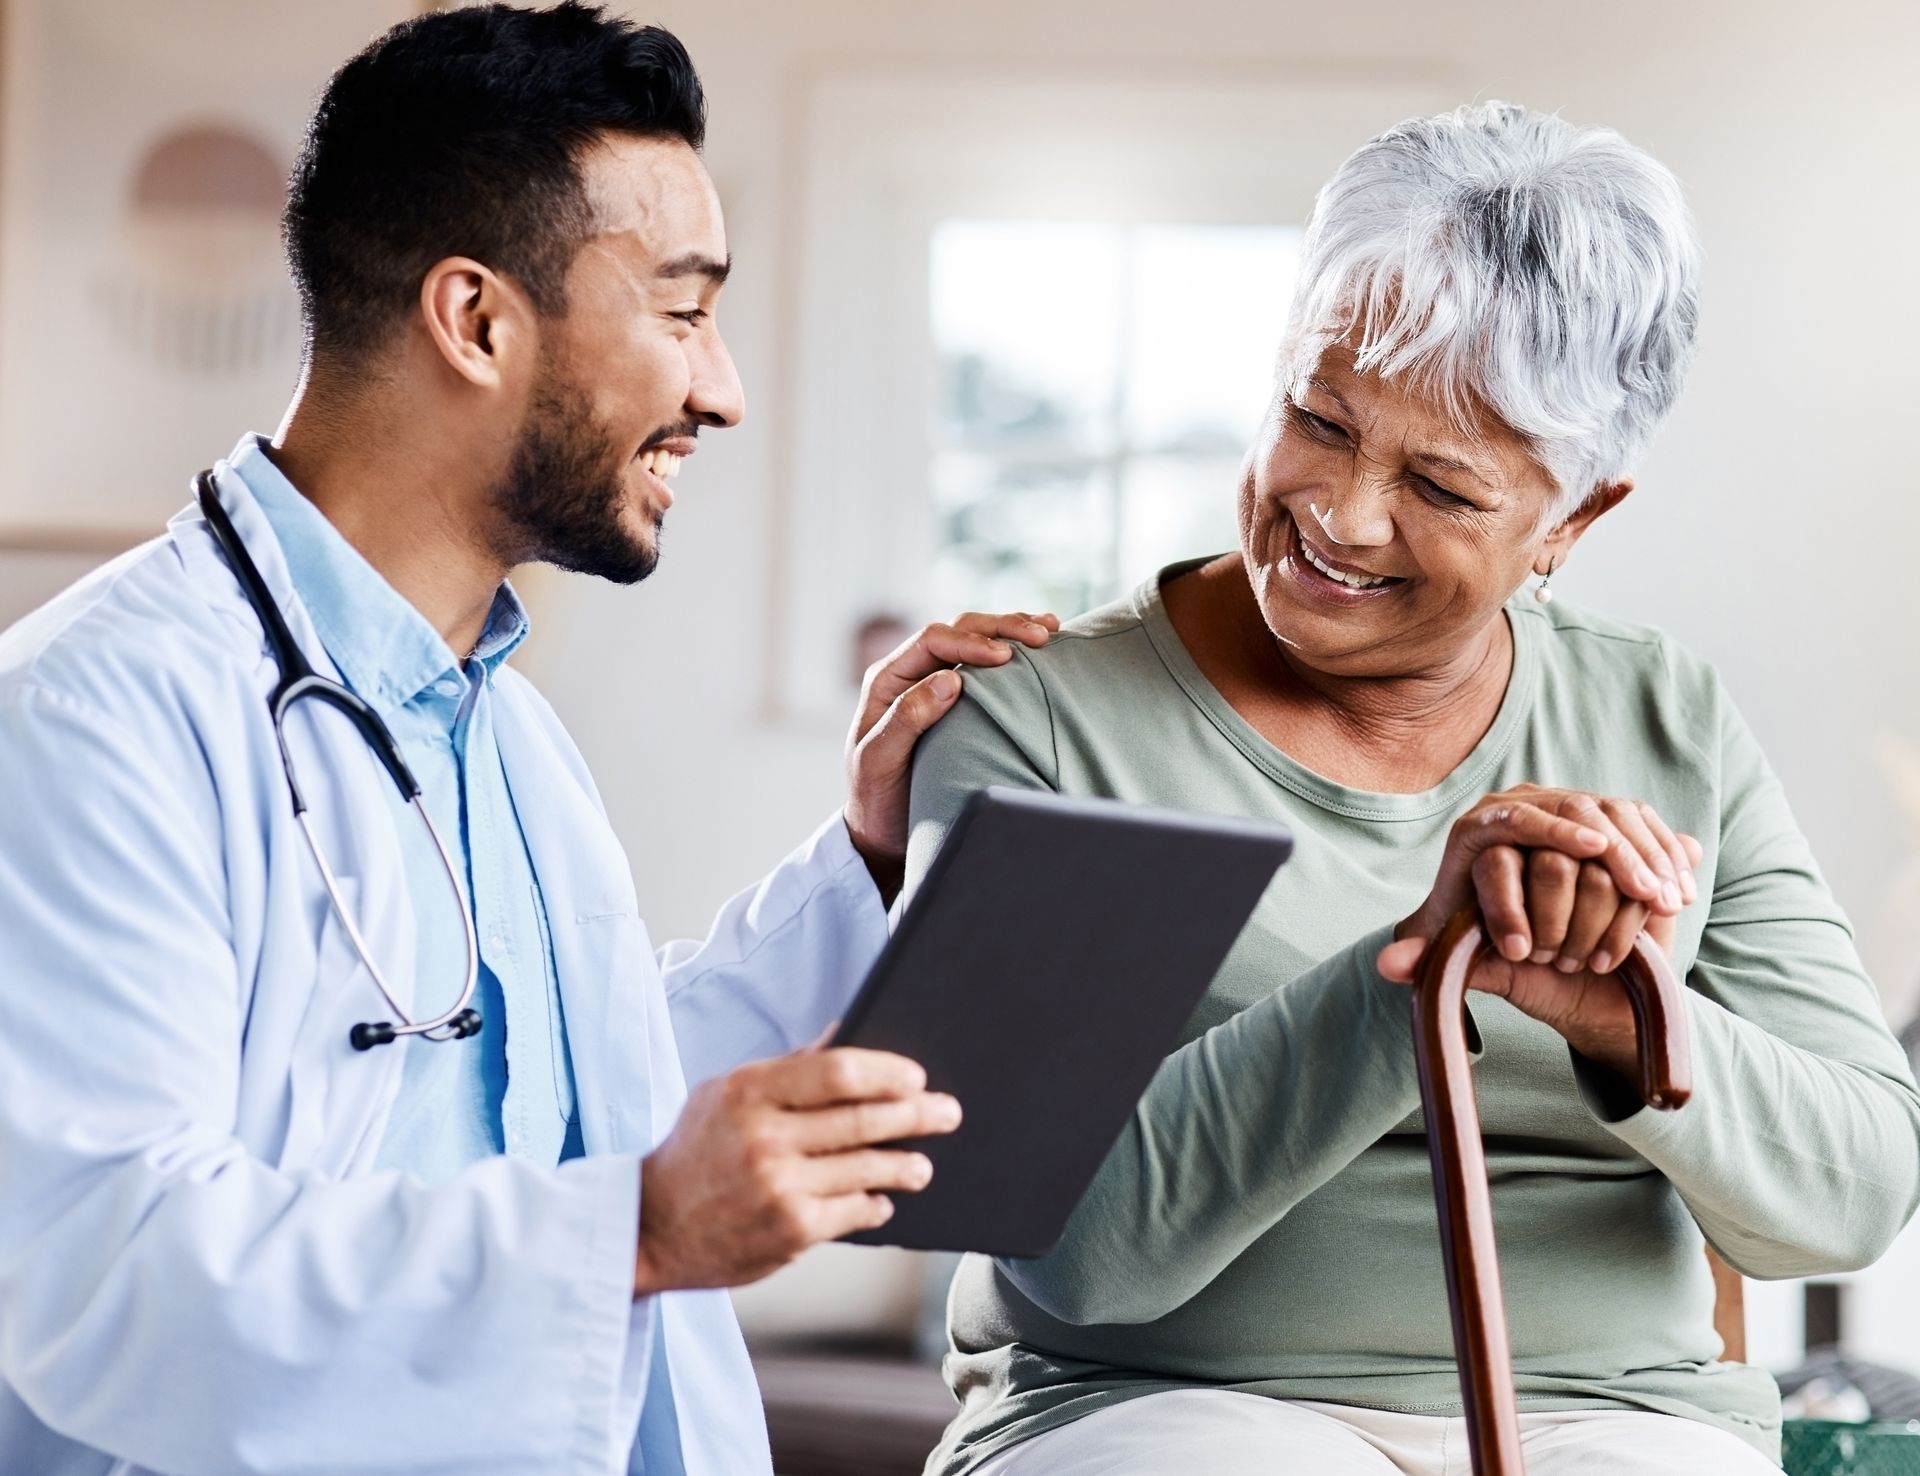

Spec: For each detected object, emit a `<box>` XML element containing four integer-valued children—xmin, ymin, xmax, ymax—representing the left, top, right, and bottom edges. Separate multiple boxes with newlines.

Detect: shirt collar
<box><xmin>227</xmin><ymin>434</ymin><xmax>530</xmax><ymax>716</ymax></box>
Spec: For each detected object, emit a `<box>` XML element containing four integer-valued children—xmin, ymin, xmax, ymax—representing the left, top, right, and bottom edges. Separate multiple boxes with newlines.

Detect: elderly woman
<box><xmin>906</xmin><ymin>103</ymin><xmax>1920</xmax><ymax>1476</ymax></box>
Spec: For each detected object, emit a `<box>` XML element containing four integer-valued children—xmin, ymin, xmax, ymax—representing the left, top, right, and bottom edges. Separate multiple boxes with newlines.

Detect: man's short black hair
<box><xmin>284</xmin><ymin>2</ymin><xmax>706</xmax><ymax>362</ymax></box>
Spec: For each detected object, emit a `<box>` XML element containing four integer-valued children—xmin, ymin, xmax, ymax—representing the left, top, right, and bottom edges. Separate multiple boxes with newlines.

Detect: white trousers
<box><xmin>969</xmin><ymin>1389</ymin><xmax>1778</xmax><ymax>1475</ymax></box>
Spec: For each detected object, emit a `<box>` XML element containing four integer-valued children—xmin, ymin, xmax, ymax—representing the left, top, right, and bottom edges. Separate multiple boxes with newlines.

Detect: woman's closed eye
<box><xmin>1288</xmin><ymin>399</ymin><xmax>1483</xmax><ymax>510</ymax></box>
<box><xmin>1411</xmin><ymin>473</ymin><xmax>1474</xmax><ymax>509</ymax></box>
<box><xmin>1287</xmin><ymin>401</ymin><xmax>1349</xmax><ymax>444</ymax></box>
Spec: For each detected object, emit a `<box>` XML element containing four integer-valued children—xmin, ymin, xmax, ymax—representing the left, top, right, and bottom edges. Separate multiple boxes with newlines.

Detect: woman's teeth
<box><xmin>639</xmin><ymin>449</ymin><xmax>683</xmax><ymax>478</ymax></box>
<box><xmin>1300</xmin><ymin>537</ymin><xmax>1390</xmax><ymax>589</ymax></box>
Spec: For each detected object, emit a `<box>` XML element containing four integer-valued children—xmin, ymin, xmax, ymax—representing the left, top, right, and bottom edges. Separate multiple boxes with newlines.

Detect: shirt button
<box><xmin>433</xmin><ymin>678</ymin><xmax>462</xmax><ymax>698</ymax></box>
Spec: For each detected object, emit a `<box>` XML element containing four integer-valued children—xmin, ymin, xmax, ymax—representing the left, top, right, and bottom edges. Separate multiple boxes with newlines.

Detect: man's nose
<box><xmin>687</xmin><ymin>331</ymin><xmax>744</xmax><ymax>429</ymax></box>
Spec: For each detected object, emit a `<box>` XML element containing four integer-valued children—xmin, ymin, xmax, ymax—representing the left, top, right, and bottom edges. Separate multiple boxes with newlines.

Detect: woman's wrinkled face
<box><xmin>1239</xmin><ymin>340</ymin><xmax>1563</xmax><ymax>678</ymax></box>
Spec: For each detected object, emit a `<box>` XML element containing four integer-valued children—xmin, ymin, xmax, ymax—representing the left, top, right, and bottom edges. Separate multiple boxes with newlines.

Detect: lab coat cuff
<box><xmin>818</xmin><ymin>810</ymin><xmax>893</xmax><ymax>935</ymax></box>
<box><xmin>822</xmin><ymin>809</ymin><xmax>890</xmax><ymax>911</ymax></box>
<box><xmin>824</xmin><ymin>810</ymin><xmax>892</xmax><ymax>974</ymax></box>
<box><xmin>558</xmin><ymin>1152</ymin><xmax>650</xmax><ymax>1473</ymax></box>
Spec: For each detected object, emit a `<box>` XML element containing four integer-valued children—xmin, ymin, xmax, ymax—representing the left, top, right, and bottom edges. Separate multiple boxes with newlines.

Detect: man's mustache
<box><xmin>637</xmin><ymin>422</ymin><xmax>702</xmax><ymax>454</ymax></box>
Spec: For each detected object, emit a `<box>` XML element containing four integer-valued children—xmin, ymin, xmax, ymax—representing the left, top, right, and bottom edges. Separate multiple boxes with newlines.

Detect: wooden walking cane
<box><xmin>1411</xmin><ymin>911</ymin><xmax>1693</xmax><ymax>1476</ymax></box>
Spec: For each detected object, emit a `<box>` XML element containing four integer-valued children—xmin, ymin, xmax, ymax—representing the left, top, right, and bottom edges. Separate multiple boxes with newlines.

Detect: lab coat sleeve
<box><xmin>661</xmin><ymin>812</ymin><xmax>890</xmax><ymax>1089</ymax></box>
<box><xmin>0</xmin><ymin>684</ymin><xmax>651</xmax><ymax>1476</ymax></box>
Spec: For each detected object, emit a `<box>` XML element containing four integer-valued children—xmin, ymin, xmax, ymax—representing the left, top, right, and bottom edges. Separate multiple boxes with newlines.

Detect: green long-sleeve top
<box><xmin>905</xmin><ymin>564</ymin><xmax>1920</xmax><ymax>1474</ymax></box>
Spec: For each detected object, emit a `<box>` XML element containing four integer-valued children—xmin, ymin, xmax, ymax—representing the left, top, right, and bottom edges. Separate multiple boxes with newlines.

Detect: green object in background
<box><xmin>1784</xmin><ymin>1420</ymin><xmax>1920</xmax><ymax>1476</ymax></box>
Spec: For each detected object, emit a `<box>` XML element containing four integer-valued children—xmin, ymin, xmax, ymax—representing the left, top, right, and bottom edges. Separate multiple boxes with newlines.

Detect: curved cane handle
<box><xmin>1411</xmin><ymin>910</ymin><xmax>1692</xmax><ymax>1476</ymax></box>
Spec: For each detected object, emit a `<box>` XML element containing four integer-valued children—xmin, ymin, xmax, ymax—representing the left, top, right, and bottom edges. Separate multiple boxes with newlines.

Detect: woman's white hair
<box><xmin>1282</xmin><ymin>101</ymin><xmax>1701</xmax><ymax>520</ymax></box>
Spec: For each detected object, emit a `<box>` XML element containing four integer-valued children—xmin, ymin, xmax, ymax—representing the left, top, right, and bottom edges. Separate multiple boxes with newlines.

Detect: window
<box><xmin>927</xmin><ymin>220</ymin><xmax>1304</xmax><ymax>620</ymax></box>
<box><xmin>770</xmin><ymin>71</ymin><xmax>1446</xmax><ymax>717</ymax></box>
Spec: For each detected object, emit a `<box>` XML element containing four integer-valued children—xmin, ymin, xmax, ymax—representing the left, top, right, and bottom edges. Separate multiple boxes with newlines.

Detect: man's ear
<box><xmin>1537</xmin><ymin>479</ymin><xmax>1633</xmax><ymax>573</ymax></box>
<box><xmin>417</xmin><ymin>256</ymin><xmax>531</xmax><ymax>389</ymax></box>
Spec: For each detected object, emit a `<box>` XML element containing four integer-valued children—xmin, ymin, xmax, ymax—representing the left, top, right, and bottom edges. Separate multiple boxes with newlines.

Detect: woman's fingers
<box><xmin>1406</xmin><ymin>803</ymin><xmax>1608</xmax><ymax>950</ymax></box>
<box><xmin>1523</xmin><ymin>850</ymin><xmax>1580</xmax><ymax>964</ymax></box>
<box><xmin>1634</xmin><ymin>802</ymin><xmax>1698</xmax><ymax>905</ymax></box>
<box><xmin>1553</xmin><ymin>794</ymin><xmax>1667</xmax><ymax>909</ymax></box>
<box><xmin>1452</xmin><ymin>802</ymin><xmax>1611</xmax><ymax>866</ymax></box>
<box><xmin>1589</xmin><ymin>896</ymin><xmax>1651</xmax><ymax>975</ymax></box>
<box><xmin>1375</xmin><ymin>935</ymin><xmax>1429</xmax><ymax>982</ymax></box>
<box><xmin>1391</xmin><ymin>787</ymin><xmax>1703</xmax><ymax>991</ymax></box>
<box><xmin>1471</xmin><ymin>846</ymin><xmax>1532</xmax><ymax>960</ymax></box>
<box><xmin>1556</xmin><ymin>862</ymin><xmax>1624</xmax><ymax>970</ymax></box>
<box><xmin>1597</xmin><ymin>798</ymin><xmax>1682</xmax><ymax>913</ymax></box>
<box><xmin>1643</xmin><ymin>900</ymin><xmax>1683</xmax><ymax>958</ymax></box>
<box><xmin>1406</xmin><ymin>789</ymin><xmax>1702</xmax><ymax>968</ymax></box>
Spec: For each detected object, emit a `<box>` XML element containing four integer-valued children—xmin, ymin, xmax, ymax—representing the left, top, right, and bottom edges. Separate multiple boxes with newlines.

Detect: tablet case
<box><xmin>832</xmin><ymin>786</ymin><xmax>1292</xmax><ymax>1257</ymax></box>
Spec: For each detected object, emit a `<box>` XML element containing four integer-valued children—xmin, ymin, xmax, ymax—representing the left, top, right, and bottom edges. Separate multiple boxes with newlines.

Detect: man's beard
<box><xmin>490</xmin><ymin>368</ymin><xmax>660</xmax><ymax>585</ymax></box>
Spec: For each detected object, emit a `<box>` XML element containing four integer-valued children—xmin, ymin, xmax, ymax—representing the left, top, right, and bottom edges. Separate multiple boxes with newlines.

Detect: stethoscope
<box><xmin>195</xmin><ymin>469</ymin><xmax>482</xmax><ymax>1052</ymax></box>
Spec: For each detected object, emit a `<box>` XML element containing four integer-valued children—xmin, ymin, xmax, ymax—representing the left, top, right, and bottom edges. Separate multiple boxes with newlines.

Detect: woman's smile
<box><xmin>1278</xmin><ymin>512</ymin><xmax>1408</xmax><ymax>607</ymax></box>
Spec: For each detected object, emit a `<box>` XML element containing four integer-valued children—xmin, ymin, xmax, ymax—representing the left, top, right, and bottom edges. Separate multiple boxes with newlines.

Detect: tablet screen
<box><xmin>833</xmin><ymin>787</ymin><xmax>1291</xmax><ymax>1256</ymax></box>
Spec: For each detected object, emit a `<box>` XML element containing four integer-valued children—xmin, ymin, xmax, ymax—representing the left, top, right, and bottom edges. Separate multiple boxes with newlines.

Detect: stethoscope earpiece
<box><xmin>348</xmin><ymin>1008</ymin><xmax>483</xmax><ymax>1052</ymax></box>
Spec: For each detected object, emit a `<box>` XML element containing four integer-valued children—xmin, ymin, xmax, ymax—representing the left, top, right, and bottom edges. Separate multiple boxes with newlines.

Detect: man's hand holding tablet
<box><xmin>633</xmin><ymin>1047</ymin><xmax>963</xmax><ymax>1294</ymax></box>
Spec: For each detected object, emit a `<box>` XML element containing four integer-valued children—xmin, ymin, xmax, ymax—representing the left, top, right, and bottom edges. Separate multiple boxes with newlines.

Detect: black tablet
<box><xmin>831</xmin><ymin>786</ymin><xmax>1292</xmax><ymax>1257</ymax></box>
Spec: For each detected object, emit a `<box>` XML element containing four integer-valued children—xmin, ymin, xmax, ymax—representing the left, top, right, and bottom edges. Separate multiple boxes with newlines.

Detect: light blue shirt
<box><xmin>0</xmin><ymin>438</ymin><xmax>890</xmax><ymax>1475</ymax></box>
<box><xmin>235</xmin><ymin>438</ymin><xmax>582</xmax><ymax>1182</ymax></box>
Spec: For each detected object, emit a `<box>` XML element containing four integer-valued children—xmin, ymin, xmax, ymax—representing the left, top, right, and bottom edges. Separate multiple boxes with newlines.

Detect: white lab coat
<box><xmin>0</xmin><ymin>460</ymin><xmax>890</xmax><ymax>1474</ymax></box>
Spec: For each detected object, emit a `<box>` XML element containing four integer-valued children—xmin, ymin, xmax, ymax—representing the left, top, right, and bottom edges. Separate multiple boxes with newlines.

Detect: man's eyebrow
<box><xmin>656</xmin><ymin>252</ymin><xmax>732</xmax><ymax>286</ymax></box>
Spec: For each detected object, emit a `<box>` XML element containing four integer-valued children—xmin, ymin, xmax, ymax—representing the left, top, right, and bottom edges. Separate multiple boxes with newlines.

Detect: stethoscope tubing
<box><xmin>195</xmin><ymin>466</ymin><xmax>482</xmax><ymax>1051</ymax></box>
<box><xmin>294</xmin><ymin>800</ymin><xmax>482</xmax><ymax>1044</ymax></box>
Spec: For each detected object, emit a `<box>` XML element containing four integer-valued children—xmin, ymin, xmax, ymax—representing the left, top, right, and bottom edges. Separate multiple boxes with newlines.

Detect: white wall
<box><xmin>540</xmin><ymin>0</ymin><xmax>1920</xmax><ymax>982</ymax></box>
<box><xmin>516</xmin><ymin>0</ymin><xmax>1920</xmax><ymax>1353</ymax></box>
<box><xmin>0</xmin><ymin>0</ymin><xmax>414</xmax><ymax>527</ymax></box>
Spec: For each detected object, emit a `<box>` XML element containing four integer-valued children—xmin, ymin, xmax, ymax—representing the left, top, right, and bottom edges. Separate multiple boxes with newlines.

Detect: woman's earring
<box><xmin>1533</xmin><ymin>556</ymin><xmax>1559</xmax><ymax>605</ymax></box>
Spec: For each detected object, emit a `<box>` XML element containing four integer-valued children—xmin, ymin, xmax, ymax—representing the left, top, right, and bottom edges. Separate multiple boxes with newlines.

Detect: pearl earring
<box><xmin>1533</xmin><ymin>556</ymin><xmax>1559</xmax><ymax>605</ymax></box>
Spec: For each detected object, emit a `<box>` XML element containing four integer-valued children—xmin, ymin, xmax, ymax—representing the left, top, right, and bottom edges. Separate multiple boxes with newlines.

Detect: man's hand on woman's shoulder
<box><xmin>841</xmin><ymin>610</ymin><xmax>1058</xmax><ymax>905</ymax></box>
<box><xmin>1376</xmin><ymin>784</ymin><xmax>1704</xmax><ymax>1077</ymax></box>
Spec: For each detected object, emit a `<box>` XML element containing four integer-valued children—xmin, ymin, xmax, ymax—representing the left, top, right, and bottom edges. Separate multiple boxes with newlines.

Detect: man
<box><xmin>0</xmin><ymin>6</ymin><xmax>1053</xmax><ymax>1472</ymax></box>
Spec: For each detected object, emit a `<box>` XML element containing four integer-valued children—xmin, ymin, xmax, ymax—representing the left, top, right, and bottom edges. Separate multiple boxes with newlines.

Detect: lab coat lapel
<box><xmin>171</xmin><ymin>467</ymin><xmax>415</xmax><ymax>1175</ymax></box>
<box><xmin>492</xmin><ymin>683</ymin><xmax>658</xmax><ymax>1158</ymax></box>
